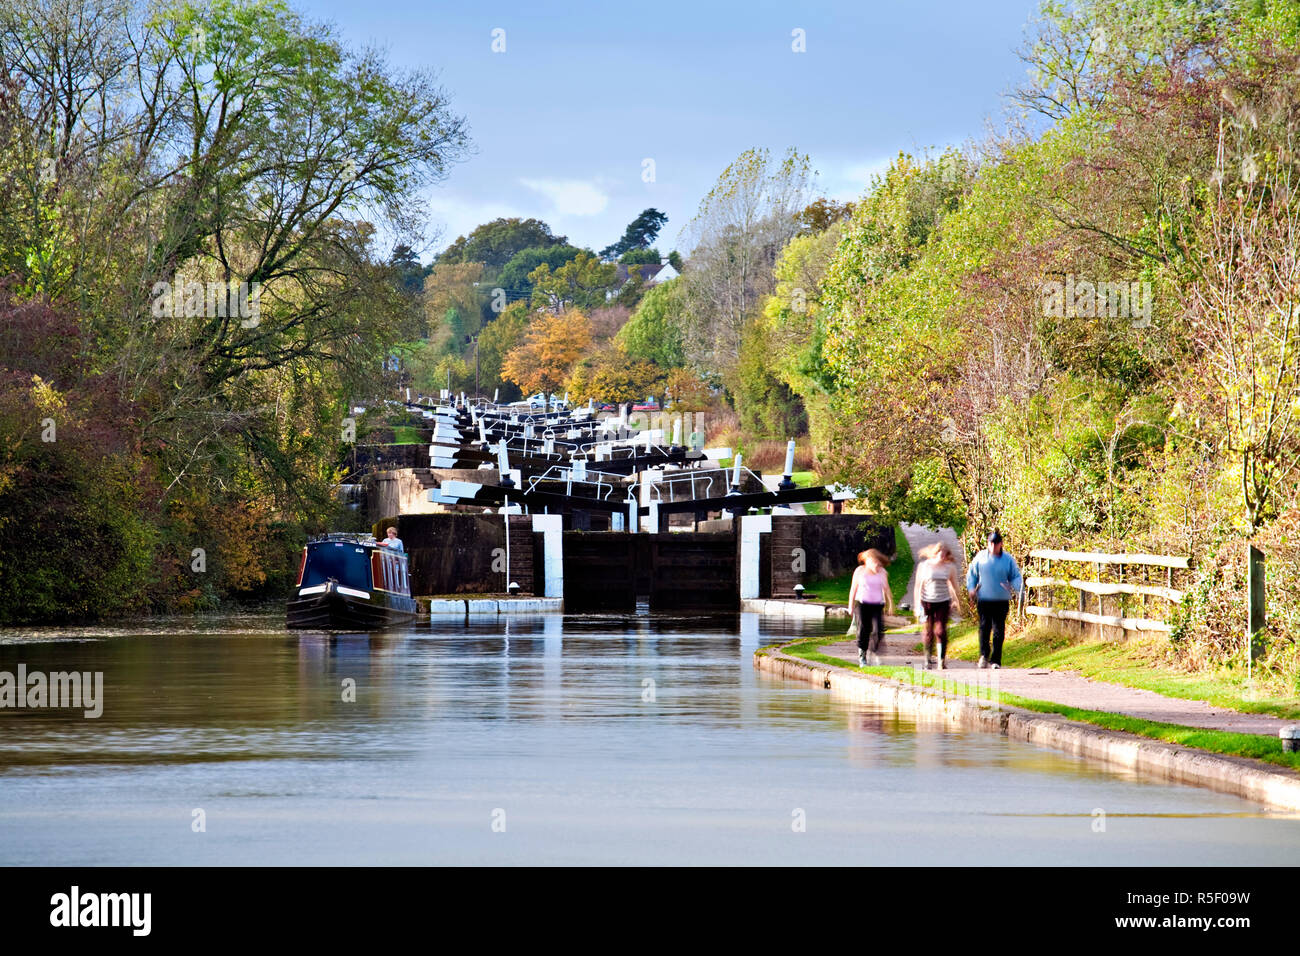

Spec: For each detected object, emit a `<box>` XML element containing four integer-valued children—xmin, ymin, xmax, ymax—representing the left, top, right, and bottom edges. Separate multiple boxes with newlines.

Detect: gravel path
<box><xmin>820</xmin><ymin>633</ymin><xmax>1291</xmax><ymax>737</ymax></box>
<box><xmin>899</xmin><ymin>522</ymin><xmax>967</xmax><ymax>620</ymax></box>
<box><xmin>829</xmin><ymin>523</ymin><xmax>1291</xmax><ymax>737</ymax></box>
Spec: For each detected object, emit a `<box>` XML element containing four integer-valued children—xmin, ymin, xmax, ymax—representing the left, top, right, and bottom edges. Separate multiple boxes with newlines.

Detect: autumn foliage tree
<box><xmin>502</xmin><ymin>309</ymin><xmax>593</xmax><ymax>396</ymax></box>
<box><xmin>566</xmin><ymin>345</ymin><xmax>664</xmax><ymax>405</ymax></box>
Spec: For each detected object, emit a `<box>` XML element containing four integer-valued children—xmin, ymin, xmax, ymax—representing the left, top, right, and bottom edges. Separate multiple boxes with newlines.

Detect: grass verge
<box><xmin>804</xmin><ymin>525</ymin><xmax>915</xmax><ymax>607</ymax></box>
<box><xmin>941</xmin><ymin>624</ymin><xmax>1300</xmax><ymax>721</ymax></box>
<box><xmin>767</xmin><ymin>636</ymin><xmax>1300</xmax><ymax>771</ymax></box>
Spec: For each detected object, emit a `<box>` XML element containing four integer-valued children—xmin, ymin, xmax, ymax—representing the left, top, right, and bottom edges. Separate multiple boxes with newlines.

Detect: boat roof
<box><xmin>308</xmin><ymin>532</ymin><xmax>379</xmax><ymax>547</ymax></box>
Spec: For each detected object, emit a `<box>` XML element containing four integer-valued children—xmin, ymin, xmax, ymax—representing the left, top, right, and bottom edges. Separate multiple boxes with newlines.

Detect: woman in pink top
<box><xmin>848</xmin><ymin>549</ymin><xmax>893</xmax><ymax>666</ymax></box>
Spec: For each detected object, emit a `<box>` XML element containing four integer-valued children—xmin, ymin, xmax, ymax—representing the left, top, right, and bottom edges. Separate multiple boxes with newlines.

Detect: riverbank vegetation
<box><xmin>6</xmin><ymin>0</ymin><xmax>1300</xmax><ymax>666</ymax></box>
<box><xmin>0</xmin><ymin>0</ymin><xmax>469</xmax><ymax>621</ymax></box>
<box><xmin>749</xmin><ymin>1</ymin><xmax>1300</xmax><ymax>694</ymax></box>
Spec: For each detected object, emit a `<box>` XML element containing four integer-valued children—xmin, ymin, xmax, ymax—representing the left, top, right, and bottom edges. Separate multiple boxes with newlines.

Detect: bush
<box><xmin>0</xmin><ymin>373</ymin><xmax>159</xmax><ymax>623</ymax></box>
<box><xmin>742</xmin><ymin>440</ymin><xmax>815</xmax><ymax>473</ymax></box>
<box><xmin>1169</xmin><ymin>515</ymin><xmax>1300</xmax><ymax>694</ymax></box>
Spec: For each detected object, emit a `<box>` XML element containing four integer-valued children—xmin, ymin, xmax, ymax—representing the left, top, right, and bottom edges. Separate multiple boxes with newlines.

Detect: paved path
<box><xmin>820</xmin><ymin>630</ymin><xmax>1291</xmax><ymax>737</ymax></box>
<box><xmin>899</xmin><ymin>522</ymin><xmax>966</xmax><ymax>620</ymax></box>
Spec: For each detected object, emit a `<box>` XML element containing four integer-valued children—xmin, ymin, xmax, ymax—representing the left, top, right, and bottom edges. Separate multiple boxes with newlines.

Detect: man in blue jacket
<box><xmin>966</xmin><ymin>530</ymin><xmax>1022</xmax><ymax>669</ymax></box>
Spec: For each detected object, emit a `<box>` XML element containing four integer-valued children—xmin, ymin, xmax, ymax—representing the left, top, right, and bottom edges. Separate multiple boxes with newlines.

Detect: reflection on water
<box><xmin>0</xmin><ymin>612</ymin><xmax>1297</xmax><ymax>865</ymax></box>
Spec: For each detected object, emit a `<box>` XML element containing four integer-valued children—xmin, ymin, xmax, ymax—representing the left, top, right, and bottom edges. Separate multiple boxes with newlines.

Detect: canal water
<box><xmin>0</xmin><ymin>612</ymin><xmax>1296</xmax><ymax>865</ymax></box>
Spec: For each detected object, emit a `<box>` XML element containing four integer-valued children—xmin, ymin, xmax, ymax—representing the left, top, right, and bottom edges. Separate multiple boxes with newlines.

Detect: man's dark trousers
<box><xmin>977</xmin><ymin>599</ymin><xmax>1010</xmax><ymax>664</ymax></box>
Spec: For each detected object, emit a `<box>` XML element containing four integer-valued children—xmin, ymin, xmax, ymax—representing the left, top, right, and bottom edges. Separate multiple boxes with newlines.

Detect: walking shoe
<box><xmin>937</xmin><ymin>658</ymin><xmax>947</xmax><ymax>669</ymax></box>
<box><xmin>977</xmin><ymin>656</ymin><xmax>988</xmax><ymax>669</ymax></box>
<box><xmin>858</xmin><ymin>651</ymin><xmax>866</xmax><ymax>667</ymax></box>
<box><xmin>925</xmin><ymin>655</ymin><xmax>935</xmax><ymax>670</ymax></box>
<box><xmin>991</xmin><ymin>663</ymin><xmax>1001</xmax><ymax>669</ymax></box>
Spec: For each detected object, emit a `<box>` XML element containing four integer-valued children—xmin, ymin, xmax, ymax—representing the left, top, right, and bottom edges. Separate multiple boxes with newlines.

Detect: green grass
<box><xmin>887</xmin><ymin>526</ymin><xmax>913</xmax><ymax>605</ymax></box>
<box><xmin>939</xmin><ymin>625</ymin><xmax>1300</xmax><ymax>721</ymax></box>
<box><xmin>767</xmin><ymin>636</ymin><xmax>1300</xmax><ymax>771</ymax></box>
<box><xmin>804</xmin><ymin>525</ymin><xmax>915</xmax><ymax>607</ymax></box>
<box><xmin>390</xmin><ymin>425</ymin><xmax>422</xmax><ymax>444</ymax></box>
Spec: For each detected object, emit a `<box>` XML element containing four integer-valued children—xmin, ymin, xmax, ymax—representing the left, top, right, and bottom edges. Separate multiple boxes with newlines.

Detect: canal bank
<box><xmin>755</xmin><ymin>641</ymin><xmax>1300</xmax><ymax>811</ymax></box>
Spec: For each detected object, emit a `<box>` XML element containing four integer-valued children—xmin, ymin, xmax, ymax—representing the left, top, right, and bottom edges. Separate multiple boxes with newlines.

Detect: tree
<box><xmin>616</xmin><ymin>279</ymin><xmax>688</xmax><ymax>369</ymax></box>
<box><xmin>0</xmin><ymin>299</ymin><xmax>157</xmax><ymax>622</ymax></box>
<box><xmin>390</xmin><ymin>244</ymin><xmax>428</xmax><ymax>296</ymax></box>
<box><xmin>423</xmin><ymin>261</ymin><xmax>484</xmax><ymax>342</ymax></box>
<box><xmin>761</xmin><ymin>220</ymin><xmax>846</xmax><ymax>444</ymax></box>
<box><xmin>502</xmin><ymin>309</ymin><xmax>593</xmax><ymax>395</ymax></box>
<box><xmin>734</xmin><ymin>318</ymin><xmax>806</xmax><ymax>439</ymax></box>
<box><xmin>666</xmin><ymin>367</ymin><xmax>711</xmax><ymax>411</ymax></box>
<box><xmin>566</xmin><ymin>345</ymin><xmax>664</xmax><ymax>405</ymax></box>
<box><xmin>619</xmin><ymin>247</ymin><xmax>660</xmax><ymax>265</ymax></box>
<box><xmin>796</xmin><ymin>198</ymin><xmax>853</xmax><ymax>233</ymax></box>
<box><xmin>0</xmin><ymin>0</ymin><xmax>471</xmax><ymax>618</ymax></box>
<box><xmin>439</xmin><ymin>217</ymin><xmax>566</xmax><ymax>267</ymax></box>
<box><xmin>529</xmin><ymin>252</ymin><xmax>618</xmax><ymax>312</ymax></box>
<box><xmin>680</xmin><ymin>147</ymin><xmax>813</xmax><ymax>376</ymax></box>
<box><xmin>498</xmin><ymin>244</ymin><xmax>585</xmax><ymax>297</ymax></box>
<box><xmin>1184</xmin><ymin>52</ymin><xmax>1300</xmax><ymax>529</ymax></box>
<box><xmin>475</xmin><ymin>303</ymin><xmax>529</xmax><ymax>401</ymax></box>
<box><xmin>600</xmin><ymin>208</ymin><xmax>668</xmax><ymax>259</ymax></box>
<box><xmin>0</xmin><ymin>0</ymin><xmax>470</xmax><ymax>499</ymax></box>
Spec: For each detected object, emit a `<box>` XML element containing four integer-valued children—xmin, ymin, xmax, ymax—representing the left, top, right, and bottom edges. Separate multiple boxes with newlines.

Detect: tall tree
<box><xmin>502</xmin><ymin>309</ymin><xmax>593</xmax><ymax>396</ymax></box>
<box><xmin>601</xmin><ymin>208</ymin><xmax>668</xmax><ymax>259</ymax></box>
<box><xmin>438</xmin><ymin>217</ymin><xmax>566</xmax><ymax>267</ymax></box>
<box><xmin>680</xmin><ymin>147</ymin><xmax>812</xmax><ymax>375</ymax></box>
<box><xmin>616</xmin><ymin>279</ymin><xmax>688</xmax><ymax>369</ymax></box>
<box><xmin>528</xmin><ymin>252</ymin><xmax>618</xmax><ymax>313</ymax></box>
<box><xmin>1184</xmin><ymin>50</ymin><xmax>1300</xmax><ymax>530</ymax></box>
<box><xmin>497</xmin><ymin>243</ymin><xmax>585</xmax><ymax>298</ymax></box>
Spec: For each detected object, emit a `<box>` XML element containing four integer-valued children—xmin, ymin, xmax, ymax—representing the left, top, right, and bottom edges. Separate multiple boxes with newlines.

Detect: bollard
<box><xmin>1282</xmin><ymin>726</ymin><xmax>1300</xmax><ymax>753</ymax></box>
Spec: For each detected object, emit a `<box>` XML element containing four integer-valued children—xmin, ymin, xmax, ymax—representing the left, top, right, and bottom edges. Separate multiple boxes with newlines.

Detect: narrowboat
<box><xmin>286</xmin><ymin>533</ymin><xmax>419</xmax><ymax>629</ymax></box>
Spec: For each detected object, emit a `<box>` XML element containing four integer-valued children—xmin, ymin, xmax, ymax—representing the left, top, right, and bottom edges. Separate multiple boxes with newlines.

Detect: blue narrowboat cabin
<box><xmin>287</xmin><ymin>533</ymin><xmax>419</xmax><ymax>629</ymax></box>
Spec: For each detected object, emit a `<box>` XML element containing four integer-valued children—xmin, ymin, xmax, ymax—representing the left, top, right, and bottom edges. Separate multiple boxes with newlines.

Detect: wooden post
<box><xmin>1247</xmin><ymin>544</ymin><xmax>1266</xmax><ymax>680</ymax></box>
<box><xmin>1117</xmin><ymin>561</ymin><xmax>1125</xmax><ymax>628</ymax></box>
<box><xmin>1094</xmin><ymin>560</ymin><xmax>1103</xmax><ymax>640</ymax></box>
<box><xmin>1141</xmin><ymin>563</ymin><xmax>1148</xmax><ymax>618</ymax></box>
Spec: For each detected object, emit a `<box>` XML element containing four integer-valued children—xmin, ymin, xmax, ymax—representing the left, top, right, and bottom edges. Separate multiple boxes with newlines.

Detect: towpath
<box><xmin>817</xmin><ymin>631</ymin><xmax>1290</xmax><ymax>737</ymax></box>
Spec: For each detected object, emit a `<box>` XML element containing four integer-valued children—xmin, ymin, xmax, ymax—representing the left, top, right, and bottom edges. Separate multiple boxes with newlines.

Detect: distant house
<box><xmin>606</xmin><ymin>260</ymin><xmax>676</xmax><ymax>300</ymax></box>
<box><xmin>651</xmin><ymin>262</ymin><xmax>679</xmax><ymax>283</ymax></box>
<box><xmin>615</xmin><ymin>262</ymin><xmax>666</xmax><ymax>285</ymax></box>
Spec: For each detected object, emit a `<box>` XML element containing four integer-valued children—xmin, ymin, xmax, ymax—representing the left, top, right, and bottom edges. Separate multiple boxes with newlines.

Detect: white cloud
<box><xmin>519</xmin><ymin>177</ymin><xmax>609</xmax><ymax>217</ymax></box>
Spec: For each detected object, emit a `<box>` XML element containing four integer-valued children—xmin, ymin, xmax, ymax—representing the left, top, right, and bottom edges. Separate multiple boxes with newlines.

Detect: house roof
<box><xmin>615</xmin><ymin>262</ymin><xmax>666</xmax><ymax>284</ymax></box>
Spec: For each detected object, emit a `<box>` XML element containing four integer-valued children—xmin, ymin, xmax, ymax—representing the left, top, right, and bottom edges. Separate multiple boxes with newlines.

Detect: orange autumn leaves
<box><xmin>501</xmin><ymin>309</ymin><xmax>594</xmax><ymax>396</ymax></box>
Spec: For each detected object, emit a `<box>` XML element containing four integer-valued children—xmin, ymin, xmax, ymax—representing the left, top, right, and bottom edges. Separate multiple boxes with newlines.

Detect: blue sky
<box><xmin>299</xmin><ymin>0</ymin><xmax>1042</xmax><ymax>262</ymax></box>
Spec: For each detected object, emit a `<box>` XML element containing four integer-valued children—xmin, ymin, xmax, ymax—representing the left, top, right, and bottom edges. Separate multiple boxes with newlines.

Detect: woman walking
<box><xmin>848</xmin><ymin>549</ymin><xmax>893</xmax><ymax>666</ymax></box>
<box><xmin>913</xmin><ymin>542</ymin><xmax>964</xmax><ymax>669</ymax></box>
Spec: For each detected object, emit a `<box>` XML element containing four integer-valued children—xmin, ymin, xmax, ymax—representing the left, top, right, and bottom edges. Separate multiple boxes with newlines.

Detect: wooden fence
<box><xmin>1023</xmin><ymin>549</ymin><xmax>1191</xmax><ymax>640</ymax></box>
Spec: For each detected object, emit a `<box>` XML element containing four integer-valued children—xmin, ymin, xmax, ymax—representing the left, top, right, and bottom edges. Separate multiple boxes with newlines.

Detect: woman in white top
<box><xmin>912</xmin><ymin>542</ymin><xmax>963</xmax><ymax>669</ymax></box>
<box><xmin>848</xmin><ymin>548</ymin><xmax>893</xmax><ymax>666</ymax></box>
